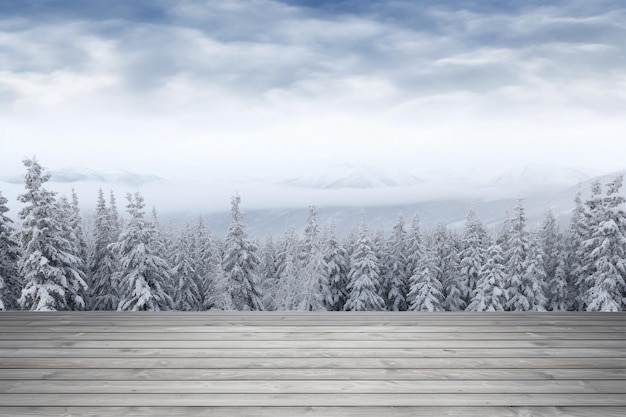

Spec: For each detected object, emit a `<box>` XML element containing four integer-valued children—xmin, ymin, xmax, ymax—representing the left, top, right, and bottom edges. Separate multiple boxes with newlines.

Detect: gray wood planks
<box><xmin>0</xmin><ymin>311</ymin><xmax>624</xmax><ymax>416</ymax></box>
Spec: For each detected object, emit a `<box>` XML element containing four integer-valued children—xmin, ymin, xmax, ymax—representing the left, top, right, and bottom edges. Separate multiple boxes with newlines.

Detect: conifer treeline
<box><xmin>0</xmin><ymin>158</ymin><xmax>625</xmax><ymax>311</ymax></box>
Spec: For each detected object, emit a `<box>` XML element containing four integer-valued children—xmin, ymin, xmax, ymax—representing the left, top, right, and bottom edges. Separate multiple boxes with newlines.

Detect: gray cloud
<box><xmin>0</xmin><ymin>0</ymin><xmax>625</xmax><ymax>180</ymax></box>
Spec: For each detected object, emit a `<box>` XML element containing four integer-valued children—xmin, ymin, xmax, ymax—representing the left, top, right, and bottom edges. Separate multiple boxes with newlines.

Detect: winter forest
<box><xmin>0</xmin><ymin>158</ymin><xmax>625</xmax><ymax>312</ymax></box>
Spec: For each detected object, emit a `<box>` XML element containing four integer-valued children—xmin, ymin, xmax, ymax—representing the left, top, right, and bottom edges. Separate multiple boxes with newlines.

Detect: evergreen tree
<box><xmin>504</xmin><ymin>200</ymin><xmax>530</xmax><ymax>310</ymax></box>
<box><xmin>111</xmin><ymin>192</ymin><xmax>173</xmax><ymax>311</ymax></box>
<box><xmin>515</xmin><ymin>240</ymin><xmax>548</xmax><ymax>311</ymax></box>
<box><xmin>408</xmin><ymin>246</ymin><xmax>444</xmax><ymax>312</ymax></box>
<box><xmin>223</xmin><ymin>195</ymin><xmax>263</xmax><ymax>311</ymax></box>
<box><xmin>540</xmin><ymin>210</ymin><xmax>568</xmax><ymax>310</ymax></box>
<box><xmin>582</xmin><ymin>176</ymin><xmax>626</xmax><ymax>311</ymax></box>
<box><xmin>576</xmin><ymin>181</ymin><xmax>604</xmax><ymax>305</ymax></box>
<box><xmin>259</xmin><ymin>235</ymin><xmax>279</xmax><ymax>310</ymax></box>
<box><xmin>459</xmin><ymin>210</ymin><xmax>488</xmax><ymax>307</ymax></box>
<box><xmin>89</xmin><ymin>189</ymin><xmax>120</xmax><ymax>310</ymax></box>
<box><xmin>172</xmin><ymin>225</ymin><xmax>202</xmax><ymax>311</ymax></box>
<box><xmin>405</xmin><ymin>213</ymin><xmax>423</xmax><ymax>286</ymax></box>
<box><xmin>344</xmin><ymin>217</ymin><xmax>384</xmax><ymax>311</ymax></box>
<box><xmin>372</xmin><ymin>228</ymin><xmax>390</xmax><ymax>308</ymax></box>
<box><xmin>274</xmin><ymin>226</ymin><xmax>300</xmax><ymax>310</ymax></box>
<box><xmin>433</xmin><ymin>223</ymin><xmax>465</xmax><ymax>311</ymax></box>
<box><xmin>467</xmin><ymin>243</ymin><xmax>507</xmax><ymax>311</ymax></box>
<box><xmin>54</xmin><ymin>195</ymin><xmax>88</xmax><ymax>310</ymax></box>
<box><xmin>565</xmin><ymin>190</ymin><xmax>586</xmax><ymax>310</ymax></box>
<box><xmin>323</xmin><ymin>221</ymin><xmax>349</xmax><ymax>311</ymax></box>
<box><xmin>0</xmin><ymin>191</ymin><xmax>19</xmax><ymax>310</ymax></box>
<box><xmin>386</xmin><ymin>215</ymin><xmax>409</xmax><ymax>311</ymax></box>
<box><xmin>17</xmin><ymin>158</ymin><xmax>86</xmax><ymax>311</ymax></box>
<box><xmin>298</xmin><ymin>205</ymin><xmax>329</xmax><ymax>311</ymax></box>
<box><xmin>190</xmin><ymin>216</ymin><xmax>213</xmax><ymax>309</ymax></box>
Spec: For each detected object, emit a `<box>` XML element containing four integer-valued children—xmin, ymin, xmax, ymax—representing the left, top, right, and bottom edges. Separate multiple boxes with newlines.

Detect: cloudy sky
<box><xmin>1</xmin><ymin>0</ymin><xmax>625</xmax><ymax>181</ymax></box>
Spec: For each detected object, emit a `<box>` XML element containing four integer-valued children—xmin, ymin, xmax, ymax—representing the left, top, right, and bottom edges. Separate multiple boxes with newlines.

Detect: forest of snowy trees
<box><xmin>0</xmin><ymin>157</ymin><xmax>625</xmax><ymax>312</ymax></box>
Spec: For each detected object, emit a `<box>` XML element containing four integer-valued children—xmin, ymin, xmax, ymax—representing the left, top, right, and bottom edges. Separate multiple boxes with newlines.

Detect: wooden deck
<box><xmin>0</xmin><ymin>312</ymin><xmax>625</xmax><ymax>416</ymax></box>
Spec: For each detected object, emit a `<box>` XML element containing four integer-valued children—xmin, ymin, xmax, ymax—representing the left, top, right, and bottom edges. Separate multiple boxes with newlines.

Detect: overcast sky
<box><xmin>1</xmin><ymin>0</ymin><xmax>625</xmax><ymax>180</ymax></box>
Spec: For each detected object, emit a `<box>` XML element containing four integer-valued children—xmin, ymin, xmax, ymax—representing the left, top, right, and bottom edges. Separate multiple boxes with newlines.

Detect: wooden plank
<box><xmin>3</xmin><ymin>322</ymin><xmax>626</xmax><ymax>331</ymax></box>
<box><xmin>1</xmin><ymin>347</ymin><xmax>625</xmax><ymax>358</ymax></box>
<box><xmin>1</xmin><ymin>407</ymin><xmax>625</xmax><ymax>417</ymax></box>
<box><xmin>2</xmin><ymin>311</ymin><xmax>624</xmax><ymax>319</ymax></box>
<box><xmin>0</xmin><ymin>327</ymin><xmax>626</xmax><ymax>341</ymax></box>
<box><xmin>1</xmin><ymin>357</ymin><xmax>624</xmax><ymax>369</ymax></box>
<box><xmin>0</xmin><ymin>339</ymin><xmax>623</xmax><ymax>350</ymax></box>
<box><xmin>1</xmin><ymin>379</ymin><xmax>624</xmax><ymax>394</ymax></box>
<box><xmin>1</xmin><ymin>393</ymin><xmax>625</xmax><ymax>406</ymax></box>
<box><xmin>2</xmin><ymin>367</ymin><xmax>625</xmax><ymax>381</ymax></box>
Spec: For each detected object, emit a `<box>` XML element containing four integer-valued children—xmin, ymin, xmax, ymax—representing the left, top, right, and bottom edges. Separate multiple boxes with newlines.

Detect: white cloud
<box><xmin>0</xmin><ymin>0</ymin><xmax>625</xmax><ymax>183</ymax></box>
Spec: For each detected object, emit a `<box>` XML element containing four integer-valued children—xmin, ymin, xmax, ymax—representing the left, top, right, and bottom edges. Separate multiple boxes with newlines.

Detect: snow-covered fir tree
<box><xmin>405</xmin><ymin>213</ymin><xmax>423</xmax><ymax>288</ymax></box>
<box><xmin>467</xmin><ymin>243</ymin><xmax>507</xmax><ymax>311</ymax></box>
<box><xmin>372</xmin><ymin>228</ymin><xmax>390</xmax><ymax>308</ymax></box>
<box><xmin>576</xmin><ymin>181</ymin><xmax>604</xmax><ymax>305</ymax></box>
<box><xmin>0</xmin><ymin>191</ymin><xmax>20</xmax><ymax>310</ymax></box>
<box><xmin>459</xmin><ymin>210</ymin><xmax>488</xmax><ymax>307</ymax></box>
<box><xmin>539</xmin><ymin>210</ymin><xmax>569</xmax><ymax>310</ymax></box>
<box><xmin>259</xmin><ymin>235</ymin><xmax>279</xmax><ymax>310</ymax></box>
<box><xmin>408</xmin><ymin>245</ymin><xmax>444</xmax><ymax>312</ymax></box>
<box><xmin>323</xmin><ymin>221</ymin><xmax>349</xmax><ymax>311</ymax></box>
<box><xmin>189</xmin><ymin>216</ymin><xmax>213</xmax><ymax>309</ymax></box>
<box><xmin>222</xmin><ymin>195</ymin><xmax>263</xmax><ymax>311</ymax></box>
<box><xmin>581</xmin><ymin>176</ymin><xmax>626</xmax><ymax>311</ymax></box>
<box><xmin>298</xmin><ymin>205</ymin><xmax>329</xmax><ymax>311</ymax></box>
<box><xmin>516</xmin><ymin>240</ymin><xmax>548</xmax><ymax>311</ymax></box>
<box><xmin>89</xmin><ymin>189</ymin><xmax>120</xmax><ymax>311</ymax></box>
<box><xmin>54</xmin><ymin>195</ymin><xmax>88</xmax><ymax>310</ymax></box>
<box><xmin>565</xmin><ymin>190</ymin><xmax>586</xmax><ymax>310</ymax></box>
<box><xmin>432</xmin><ymin>223</ymin><xmax>465</xmax><ymax>311</ymax></box>
<box><xmin>17</xmin><ymin>158</ymin><xmax>87</xmax><ymax>311</ymax></box>
<box><xmin>274</xmin><ymin>226</ymin><xmax>300</xmax><ymax>310</ymax></box>
<box><xmin>385</xmin><ymin>215</ymin><xmax>409</xmax><ymax>311</ymax></box>
<box><xmin>344</xmin><ymin>217</ymin><xmax>384</xmax><ymax>311</ymax></box>
<box><xmin>504</xmin><ymin>200</ymin><xmax>530</xmax><ymax>311</ymax></box>
<box><xmin>172</xmin><ymin>224</ymin><xmax>202</xmax><ymax>311</ymax></box>
<box><xmin>111</xmin><ymin>192</ymin><xmax>173</xmax><ymax>311</ymax></box>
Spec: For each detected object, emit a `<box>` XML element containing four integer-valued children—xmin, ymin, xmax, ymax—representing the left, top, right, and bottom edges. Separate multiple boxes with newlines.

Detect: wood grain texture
<box><xmin>0</xmin><ymin>311</ymin><xmax>624</xmax><ymax>416</ymax></box>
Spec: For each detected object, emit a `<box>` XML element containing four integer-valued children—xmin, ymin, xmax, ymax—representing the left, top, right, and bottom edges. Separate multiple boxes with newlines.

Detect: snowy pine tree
<box><xmin>111</xmin><ymin>192</ymin><xmax>173</xmax><ymax>311</ymax></box>
<box><xmin>17</xmin><ymin>158</ymin><xmax>87</xmax><ymax>311</ymax></box>
<box><xmin>0</xmin><ymin>191</ymin><xmax>19</xmax><ymax>310</ymax></box>
<box><xmin>408</xmin><ymin>246</ymin><xmax>444</xmax><ymax>312</ymax></box>
<box><xmin>386</xmin><ymin>215</ymin><xmax>409</xmax><ymax>311</ymax></box>
<box><xmin>323</xmin><ymin>221</ymin><xmax>349</xmax><ymax>311</ymax></box>
<box><xmin>517</xmin><ymin>240</ymin><xmax>548</xmax><ymax>311</ymax></box>
<box><xmin>467</xmin><ymin>243</ymin><xmax>507</xmax><ymax>311</ymax></box>
<box><xmin>344</xmin><ymin>217</ymin><xmax>384</xmax><ymax>311</ymax></box>
<box><xmin>222</xmin><ymin>195</ymin><xmax>263</xmax><ymax>311</ymax></box>
<box><xmin>576</xmin><ymin>181</ymin><xmax>604</xmax><ymax>306</ymax></box>
<box><xmin>582</xmin><ymin>176</ymin><xmax>626</xmax><ymax>311</ymax></box>
<box><xmin>565</xmin><ymin>190</ymin><xmax>586</xmax><ymax>310</ymax></box>
<box><xmin>89</xmin><ymin>189</ymin><xmax>120</xmax><ymax>310</ymax></box>
<box><xmin>432</xmin><ymin>223</ymin><xmax>465</xmax><ymax>311</ymax></box>
<box><xmin>504</xmin><ymin>200</ymin><xmax>530</xmax><ymax>311</ymax></box>
<box><xmin>259</xmin><ymin>235</ymin><xmax>279</xmax><ymax>310</ymax></box>
<box><xmin>172</xmin><ymin>225</ymin><xmax>202</xmax><ymax>311</ymax></box>
<box><xmin>540</xmin><ymin>210</ymin><xmax>568</xmax><ymax>310</ymax></box>
<box><xmin>298</xmin><ymin>206</ymin><xmax>329</xmax><ymax>311</ymax></box>
<box><xmin>274</xmin><ymin>226</ymin><xmax>301</xmax><ymax>310</ymax></box>
<box><xmin>459</xmin><ymin>210</ymin><xmax>488</xmax><ymax>308</ymax></box>
<box><xmin>54</xmin><ymin>195</ymin><xmax>88</xmax><ymax>310</ymax></box>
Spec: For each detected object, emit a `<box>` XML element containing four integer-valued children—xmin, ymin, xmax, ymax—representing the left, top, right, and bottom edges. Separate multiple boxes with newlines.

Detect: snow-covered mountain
<box><xmin>489</xmin><ymin>164</ymin><xmax>590</xmax><ymax>188</ymax></box>
<box><xmin>283</xmin><ymin>163</ymin><xmax>423</xmax><ymax>189</ymax></box>
<box><xmin>1</xmin><ymin>167</ymin><xmax>163</xmax><ymax>185</ymax></box>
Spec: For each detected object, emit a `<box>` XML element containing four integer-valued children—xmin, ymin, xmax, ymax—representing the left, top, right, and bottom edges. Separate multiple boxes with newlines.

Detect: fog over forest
<box><xmin>1</xmin><ymin>157</ymin><xmax>624</xmax><ymax>312</ymax></box>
